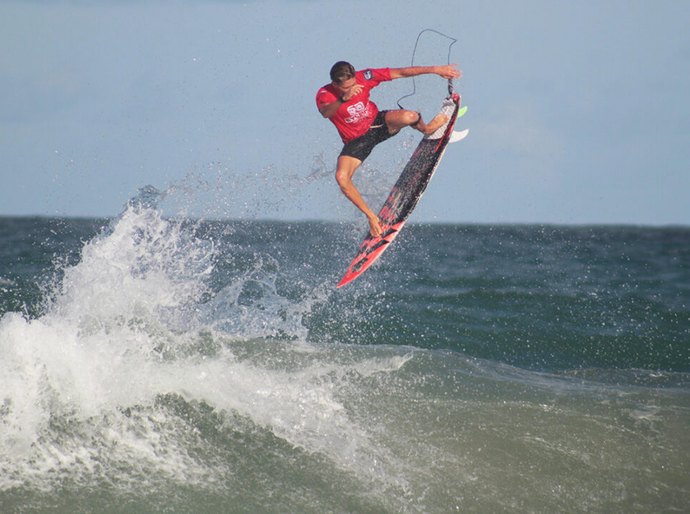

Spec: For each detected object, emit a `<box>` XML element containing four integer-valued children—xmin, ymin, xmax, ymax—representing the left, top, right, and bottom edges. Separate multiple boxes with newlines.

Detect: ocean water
<box><xmin>1</xmin><ymin>196</ymin><xmax>689</xmax><ymax>513</ymax></box>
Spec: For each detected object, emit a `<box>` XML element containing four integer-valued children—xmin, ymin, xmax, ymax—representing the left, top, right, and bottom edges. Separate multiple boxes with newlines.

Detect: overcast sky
<box><xmin>1</xmin><ymin>0</ymin><xmax>689</xmax><ymax>226</ymax></box>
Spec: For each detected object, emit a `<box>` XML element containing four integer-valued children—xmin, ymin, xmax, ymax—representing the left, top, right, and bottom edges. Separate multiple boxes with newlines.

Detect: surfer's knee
<box><xmin>335</xmin><ymin>168</ymin><xmax>349</xmax><ymax>189</ymax></box>
<box><xmin>409</xmin><ymin>111</ymin><xmax>422</xmax><ymax>128</ymax></box>
<box><xmin>396</xmin><ymin>110</ymin><xmax>422</xmax><ymax>129</ymax></box>
<box><xmin>384</xmin><ymin>110</ymin><xmax>418</xmax><ymax>131</ymax></box>
<box><xmin>335</xmin><ymin>156</ymin><xmax>360</xmax><ymax>185</ymax></box>
<box><xmin>400</xmin><ymin>110</ymin><xmax>426</xmax><ymax>133</ymax></box>
<box><xmin>335</xmin><ymin>166</ymin><xmax>354</xmax><ymax>192</ymax></box>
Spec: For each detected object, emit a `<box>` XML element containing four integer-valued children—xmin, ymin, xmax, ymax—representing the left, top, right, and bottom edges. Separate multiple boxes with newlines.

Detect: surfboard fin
<box><xmin>449</xmin><ymin>128</ymin><xmax>469</xmax><ymax>143</ymax></box>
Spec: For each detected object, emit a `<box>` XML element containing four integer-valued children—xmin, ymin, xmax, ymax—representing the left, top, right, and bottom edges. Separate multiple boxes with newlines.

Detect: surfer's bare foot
<box><xmin>368</xmin><ymin>214</ymin><xmax>383</xmax><ymax>238</ymax></box>
<box><xmin>422</xmin><ymin>113</ymin><xmax>449</xmax><ymax>135</ymax></box>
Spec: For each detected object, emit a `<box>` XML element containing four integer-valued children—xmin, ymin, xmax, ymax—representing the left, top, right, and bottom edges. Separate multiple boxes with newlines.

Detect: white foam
<box><xmin>0</xmin><ymin>203</ymin><xmax>406</xmax><ymax>494</ymax></box>
<box><xmin>0</xmin><ymin>277</ymin><xmax>16</xmax><ymax>287</ymax></box>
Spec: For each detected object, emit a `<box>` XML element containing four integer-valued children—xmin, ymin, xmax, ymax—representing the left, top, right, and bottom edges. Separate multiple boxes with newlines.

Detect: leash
<box><xmin>397</xmin><ymin>28</ymin><xmax>458</xmax><ymax>109</ymax></box>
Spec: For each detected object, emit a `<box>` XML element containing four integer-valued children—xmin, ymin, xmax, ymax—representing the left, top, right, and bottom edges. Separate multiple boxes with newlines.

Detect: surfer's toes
<box><xmin>424</xmin><ymin>114</ymin><xmax>449</xmax><ymax>135</ymax></box>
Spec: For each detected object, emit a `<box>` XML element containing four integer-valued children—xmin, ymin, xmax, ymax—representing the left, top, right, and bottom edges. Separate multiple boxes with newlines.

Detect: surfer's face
<box><xmin>333</xmin><ymin>77</ymin><xmax>357</xmax><ymax>95</ymax></box>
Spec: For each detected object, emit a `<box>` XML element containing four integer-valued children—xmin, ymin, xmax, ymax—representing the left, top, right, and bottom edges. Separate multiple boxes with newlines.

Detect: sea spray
<box><xmin>1</xmin><ymin>200</ymin><xmax>217</xmax><ymax>472</ymax></box>
<box><xmin>0</xmin><ymin>200</ymin><xmax>417</xmax><ymax>512</ymax></box>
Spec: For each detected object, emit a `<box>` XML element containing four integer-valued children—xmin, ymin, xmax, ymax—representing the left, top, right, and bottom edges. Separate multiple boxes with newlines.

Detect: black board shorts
<box><xmin>339</xmin><ymin>111</ymin><xmax>396</xmax><ymax>162</ymax></box>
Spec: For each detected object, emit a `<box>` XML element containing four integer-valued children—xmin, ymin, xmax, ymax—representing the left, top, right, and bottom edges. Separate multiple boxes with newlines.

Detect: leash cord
<box><xmin>396</xmin><ymin>29</ymin><xmax>458</xmax><ymax>109</ymax></box>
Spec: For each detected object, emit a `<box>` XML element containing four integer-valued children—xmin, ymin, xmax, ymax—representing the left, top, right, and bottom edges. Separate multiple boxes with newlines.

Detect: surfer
<box><xmin>317</xmin><ymin>61</ymin><xmax>461</xmax><ymax>237</ymax></box>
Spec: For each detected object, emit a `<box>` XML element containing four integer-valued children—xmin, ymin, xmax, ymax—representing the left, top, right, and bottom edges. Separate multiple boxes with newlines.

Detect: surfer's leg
<box><xmin>419</xmin><ymin>112</ymin><xmax>449</xmax><ymax>135</ymax></box>
<box><xmin>335</xmin><ymin>155</ymin><xmax>382</xmax><ymax>238</ymax></box>
<box><xmin>385</xmin><ymin>110</ymin><xmax>448</xmax><ymax>136</ymax></box>
<box><xmin>384</xmin><ymin>110</ymin><xmax>419</xmax><ymax>134</ymax></box>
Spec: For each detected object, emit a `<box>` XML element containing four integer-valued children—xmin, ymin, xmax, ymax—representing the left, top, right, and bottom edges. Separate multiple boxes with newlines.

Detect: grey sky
<box><xmin>1</xmin><ymin>0</ymin><xmax>689</xmax><ymax>225</ymax></box>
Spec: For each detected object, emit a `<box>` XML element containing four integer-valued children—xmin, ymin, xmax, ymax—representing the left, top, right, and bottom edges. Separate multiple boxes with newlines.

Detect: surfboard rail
<box><xmin>337</xmin><ymin>93</ymin><xmax>468</xmax><ymax>288</ymax></box>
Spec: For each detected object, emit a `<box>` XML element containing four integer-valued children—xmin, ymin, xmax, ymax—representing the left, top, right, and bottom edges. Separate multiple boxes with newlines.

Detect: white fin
<box><xmin>449</xmin><ymin>128</ymin><xmax>469</xmax><ymax>143</ymax></box>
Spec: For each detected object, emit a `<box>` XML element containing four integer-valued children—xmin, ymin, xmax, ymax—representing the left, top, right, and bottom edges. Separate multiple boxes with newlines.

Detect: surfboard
<box><xmin>336</xmin><ymin>92</ymin><xmax>468</xmax><ymax>288</ymax></box>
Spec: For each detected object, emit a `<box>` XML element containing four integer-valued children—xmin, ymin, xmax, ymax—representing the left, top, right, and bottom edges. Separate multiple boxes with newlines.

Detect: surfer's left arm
<box><xmin>389</xmin><ymin>65</ymin><xmax>461</xmax><ymax>81</ymax></box>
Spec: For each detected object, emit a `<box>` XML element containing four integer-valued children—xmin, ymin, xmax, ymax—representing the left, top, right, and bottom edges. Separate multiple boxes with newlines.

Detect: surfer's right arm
<box><xmin>318</xmin><ymin>82</ymin><xmax>364</xmax><ymax>118</ymax></box>
<box><xmin>318</xmin><ymin>96</ymin><xmax>345</xmax><ymax>119</ymax></box>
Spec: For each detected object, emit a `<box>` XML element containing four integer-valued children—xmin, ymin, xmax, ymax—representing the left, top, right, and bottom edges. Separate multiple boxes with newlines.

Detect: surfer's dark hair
<box><xmin>330</xmin><ymin>61</ymin><xmax>355</xmax><ymax>83</ymax></box>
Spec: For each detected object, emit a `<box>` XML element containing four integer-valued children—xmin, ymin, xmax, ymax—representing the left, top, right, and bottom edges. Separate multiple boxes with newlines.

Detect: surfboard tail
<box><xmin>424</xmin><ymin>94</ymin><xmax>462</xmax><ymax>140</ymax></box>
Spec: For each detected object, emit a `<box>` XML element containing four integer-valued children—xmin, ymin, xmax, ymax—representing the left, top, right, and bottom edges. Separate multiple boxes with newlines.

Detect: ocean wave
<box><xmin>1</xmin><ymin>203</ymin><xmax>689</xmax><ymax>512</ymax></box>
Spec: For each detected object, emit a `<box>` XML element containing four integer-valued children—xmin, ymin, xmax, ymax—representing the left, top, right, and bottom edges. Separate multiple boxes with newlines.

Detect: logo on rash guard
<box><xmin>344</xmin><ymin>102</ymin><xmax>370</xmax><ymax>124</ymax></box>
<box><xmin>363</xmin><ymin>70</ymin><xmax>373</xmax><ymax>80</ymax></box>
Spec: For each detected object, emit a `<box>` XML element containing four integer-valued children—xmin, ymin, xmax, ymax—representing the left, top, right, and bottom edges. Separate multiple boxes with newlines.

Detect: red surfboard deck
<box><xmin>337</xmin><ymin>93</ymin><xmax>463</xmax><ymax>288</ymax></box>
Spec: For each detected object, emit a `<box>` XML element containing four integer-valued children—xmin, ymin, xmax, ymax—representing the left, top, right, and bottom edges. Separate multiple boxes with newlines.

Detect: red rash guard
<box><xmin>316</xmin><ymin>68</ymin><xmax>393</xmax><ymax>143</ymax></box>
